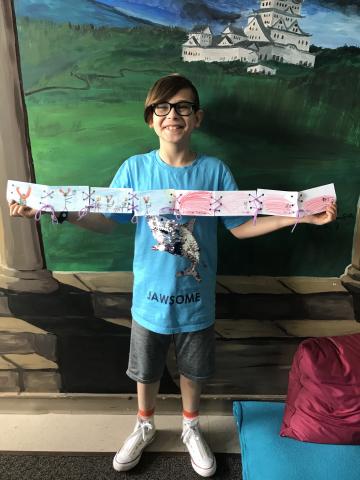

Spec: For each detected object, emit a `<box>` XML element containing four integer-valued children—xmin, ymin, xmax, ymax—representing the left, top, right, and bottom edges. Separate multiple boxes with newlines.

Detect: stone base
<box><xmin>0</xmin><ymin>357</ymin><xmax>18</xmax><ymax>392</ymax></box>
<box><xmin>0</xmin><ymin>354</ymin><xmax>60</xmax><ymax>393</ymax></box>
<box><xmin>2</xmin><ymin>285</ymin><xmax>93</xmax><ymax>317</ymax></box>
<box><xmin>341</xmin><ymin>265</ymin><xmax>360</xmax><ymax>293</ymax></box>
<box><xmin>341</xmin><ymin>275</ymin><xmax>360</xmax><ymax>293</ymax></box>
<box><xmin>23</xmin><ymin>370</ymin><xmax>61</xmax><ymax>392</ymax></box>
<box><xmin>0</xmin><ymin>317</ymin><xmax>57</xmax><ymax>360</ymax></box>
<box><xmin>0</xmin><ymin>274</ymin><xmax>358</xmax><ymax>398</ymax></box>
<box><xmin>0</xmin><ymin>266</ymin><xmax>59</xmax><ymax>293</ymax></box>
<box><xmin>93</xmin><ymin>291</ymin><xmax>355</xmax><ymax>320</ymax></box>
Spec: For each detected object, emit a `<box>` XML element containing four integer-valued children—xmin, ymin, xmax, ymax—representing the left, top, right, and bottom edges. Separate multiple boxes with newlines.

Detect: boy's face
<box><xmin>148</xmin><ymin>88</ymin><xmax>203</xmax><ymax>148</ymax></box>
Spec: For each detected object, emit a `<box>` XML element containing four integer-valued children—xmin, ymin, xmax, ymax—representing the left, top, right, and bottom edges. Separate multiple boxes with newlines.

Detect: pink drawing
<box><xmin>261</xmin><ymin>193</ymin><xmax>296</xmax><ymax>216</ymax></box>
<box><xmin>300</xmin><ymin>195</ymin><xmax>335</xmax><ymax>215</ymax></box>
<box><xmin>175</xmin><ymin>191</ymin><xmax>213</xmax><ymax>216</ymax></box>
<box><xmin>59</xmin><ymin>188</ymin><xmax>72</xmax><ymax>197</ymax></box>
<box><xmin>16</xmin><ymin>185</ymin><xmax>32</xmax><ymax>206</ymax></box>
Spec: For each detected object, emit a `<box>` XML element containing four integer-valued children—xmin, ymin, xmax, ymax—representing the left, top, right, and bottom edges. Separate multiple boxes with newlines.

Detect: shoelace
<box><xmin>122</xmin><ymin>420</ymin><xmax>153</xmax><ymax>453</ymax></box>
<box><xmin>181</xmin><ymin>424</ymin><xmax>197</xmax><ymax>444</ymax></box>
<box><xmin>182</xmin><ymin>424</ymin><xmax>208</xmax><ymax>458</ymax></box>
<box><xmin>138</xmin><ymin>420</ymin><xmax>153</xmax><ymax>441</ymax></box>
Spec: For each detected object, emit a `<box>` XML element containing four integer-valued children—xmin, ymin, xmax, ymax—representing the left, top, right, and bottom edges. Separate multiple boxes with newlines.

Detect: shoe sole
<box><xmin>113</xmin><ymin>433</ymin><xmax>156</xmax><ymax>472</ymax></box>
<box><xmin>191</xmin><ymin>457</ymin><xmax>217</xmax><ymax>477</ymax></box>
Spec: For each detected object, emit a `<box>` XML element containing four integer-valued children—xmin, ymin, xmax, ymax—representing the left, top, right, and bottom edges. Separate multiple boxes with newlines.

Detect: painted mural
<box><xmin>1</xmin><ymin>0</ymin><xmax>359</xmax><ymax>396</ymax></box>
<box><xmin>12</xmin><ymin>0</ymin><xmax>360</xmax><ymax>276</ymax></box>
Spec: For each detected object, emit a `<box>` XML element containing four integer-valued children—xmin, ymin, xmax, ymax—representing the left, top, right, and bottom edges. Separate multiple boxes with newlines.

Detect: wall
<box><xmin>0</xmin><ymin>0</ymin><xmax>359</xmax><ymax>397</ymax></box>
<box><xmin>12</xmin><ymin>0</ymin><xmax>360</xmax><ymax>276</ymax></box>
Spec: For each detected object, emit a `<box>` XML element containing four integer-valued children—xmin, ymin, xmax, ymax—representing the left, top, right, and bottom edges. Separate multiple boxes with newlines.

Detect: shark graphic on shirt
<box><xmin>146</xmin><ymin>215</ymin><xmax>201</xmax><ymax>282</ymax></box>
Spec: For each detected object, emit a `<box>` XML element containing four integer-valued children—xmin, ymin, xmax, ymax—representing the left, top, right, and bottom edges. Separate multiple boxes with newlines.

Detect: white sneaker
<box><xmin>182</xmin><ymin>418</ymin><xmax>217</xmax><ymax>477</ymax></box>
<box><xmin>113</xmin><ymin>417</ymin><xmax>156</xmax><ymax>472</ymax></box>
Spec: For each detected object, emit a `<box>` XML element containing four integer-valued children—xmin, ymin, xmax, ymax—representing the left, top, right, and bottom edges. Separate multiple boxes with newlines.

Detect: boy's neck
<box><xmin>158</xmin><ymin>144</ymin><xmax>196</xmax><ymax>167</ymax></box>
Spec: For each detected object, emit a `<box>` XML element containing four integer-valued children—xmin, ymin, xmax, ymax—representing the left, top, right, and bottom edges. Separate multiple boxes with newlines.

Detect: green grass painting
<box><xmin>16</xmin><ymin>19</ymin><xmax>360</xmax><ymax>275</ymax></box>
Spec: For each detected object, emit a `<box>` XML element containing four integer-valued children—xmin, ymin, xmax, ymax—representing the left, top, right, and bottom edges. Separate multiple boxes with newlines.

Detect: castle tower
<box><xmin>244</xmin><ymin>0</ymin><xmax>315</xmax><ymax>67</ymax></box>
<box><xmin>183</xmin><ymin>26</ymin><xmax>213</xmax><ymax>48</ymax></box>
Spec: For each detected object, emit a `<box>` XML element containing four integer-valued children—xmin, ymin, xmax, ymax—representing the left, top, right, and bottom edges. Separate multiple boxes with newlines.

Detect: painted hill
<box><xmin>92</xmin><ymin>0</ymin><xmax>360</xmax><ymax>47</ymax></box>
<box><xmin>13</xmin><ymin>0</ymin><xmax>154</xmax><ymax>27</ymax></box>
<box><xmin>97</xmin><ymin>0</ymin><xmax>360</xmax><ymax>27</ymax></box>
<box><xmin>14</xmin><ymin>0</ymin><xmax>244</xmax><ymax>29</ymax></box>
<box><xmin>15</xmin><ymin>0</ymin><xmax>360</xmax><ymax>29</ymax></box>
<box><xmin>14</xmin><ymin>0</ymin><xmax>360</xmax><ymax>48</ymax></box>
<box><xmin>96</xmin><ymin>0</ymin><xmax>244</xmax><ymax>28</ymax></box>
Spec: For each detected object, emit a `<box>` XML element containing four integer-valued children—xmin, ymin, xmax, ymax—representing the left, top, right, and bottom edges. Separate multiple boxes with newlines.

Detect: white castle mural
<box><xmin>182</xmin><ymin>0</ymin><xmax>316</xmax><ymax>68</ymax></box>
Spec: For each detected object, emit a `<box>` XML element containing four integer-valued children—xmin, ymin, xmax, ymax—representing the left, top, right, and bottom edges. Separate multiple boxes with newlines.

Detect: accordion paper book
<box><xmin>7</xmin><ymin>180</ymin><xmax>336</xmax><ymax>219</ymax></box>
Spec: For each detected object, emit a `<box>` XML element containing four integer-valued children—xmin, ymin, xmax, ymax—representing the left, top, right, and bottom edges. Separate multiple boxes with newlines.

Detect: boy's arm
<box><xmin>230</xmin><ymin>203</ymin><xmax>337</xmax><ymax>239</ymax></box>
<box><xmin>9</xmin><ymin>201</ymin><xmax>117</xmax><ymax>234</ymax></box>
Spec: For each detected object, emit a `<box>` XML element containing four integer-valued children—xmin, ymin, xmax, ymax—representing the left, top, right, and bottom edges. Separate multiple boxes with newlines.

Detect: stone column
<box><xmin>341</xmin><ymin>196</ymin><xmax>360</xmax><ymax>292</ymax></box>
<box><xmin>0</xmin><ymin>0</ymin><xmax>58</xmax><ymax>292</ymax></box>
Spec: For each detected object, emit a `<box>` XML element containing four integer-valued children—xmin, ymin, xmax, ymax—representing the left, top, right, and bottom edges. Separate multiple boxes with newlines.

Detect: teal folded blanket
<box><xmin>233</xmin><ymin>401</ymin><xmax>360</xmax><ymax>480</ymax></box>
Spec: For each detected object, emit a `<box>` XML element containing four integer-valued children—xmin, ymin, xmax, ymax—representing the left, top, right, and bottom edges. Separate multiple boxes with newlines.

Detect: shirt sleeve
<box><xmin>104</xmin><ymin>160</ymin><xmax>133</xmax><ymax>224</ymax></box>
<box><xmin>220</xmin><ymin>164</ymin><xmax>250</xmax><ymax>230</ymax></box>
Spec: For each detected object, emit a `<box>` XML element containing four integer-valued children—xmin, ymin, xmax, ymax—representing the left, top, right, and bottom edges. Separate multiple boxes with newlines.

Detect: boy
<box><xmin>9</xmin><ymin>74</ymin><xmax>337</xmax><ymax>477</ymax></box>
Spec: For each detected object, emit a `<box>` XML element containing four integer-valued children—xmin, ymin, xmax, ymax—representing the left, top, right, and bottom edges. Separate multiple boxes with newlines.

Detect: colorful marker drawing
<box><xmin>175</xmin><ymin>190</ymin><xmax>213</xmax><ymax>216</ymax></box>
<box><xmin>7</xmin><ymin>181</ymin><xmax>45</xmax><ymax>210</ymax></box>
<box><xmin>299</xmin><ymin>184</ymin><xmax>336</xmax><ymax>216</ymax></box>
<box><xmin>16</xmin><ymin>185</ymin><xmax>32</xmax><ymax>206</ymax></box>
<box><xmin>257</xmin><ymin>189</ymin><xmax>299</xmax><ymax>217</ymax></box>
<box><xmin>7</xmin><ymin>181</ymin><xmax>336</xmax><ymax>218</ymax></box>
<box><xmin>90</xmin><ymin>187</ymin><xmax>133</xmax><ymax>213</ymax></box>
<box><xmin>136</xmin><ymin>189</ymin><xmax>176</xmax><ymax>216</ymax></box>
<box><xmin>49</xmin><ymin>186</ymin><xmax>88</xmax><ymax>212</ymax></box>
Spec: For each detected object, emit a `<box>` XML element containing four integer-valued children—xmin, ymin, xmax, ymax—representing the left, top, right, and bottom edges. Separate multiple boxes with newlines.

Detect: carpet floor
<box><xmin>0</xmin><ymin>452</ymin><xmax>242</xmax><ymax>479</ymax></box>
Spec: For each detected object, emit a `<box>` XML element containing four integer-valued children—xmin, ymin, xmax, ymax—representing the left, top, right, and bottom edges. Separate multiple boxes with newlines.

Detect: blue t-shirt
<box><xmin>107</xmin><ymin>149</ymin><xmax>247</xmax><ymax>334</ymax></box>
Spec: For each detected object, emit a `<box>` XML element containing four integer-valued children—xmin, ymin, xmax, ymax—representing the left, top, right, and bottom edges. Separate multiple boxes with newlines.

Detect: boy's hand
<box><xmin>9</xmin><ymin>200</ymin><xmax>37</xmax><ymax>219</ymax></box>
<box><xmin>300</xmin><ymin>202</ymin><xmax>337</xmax><ymax>226</ymax></box>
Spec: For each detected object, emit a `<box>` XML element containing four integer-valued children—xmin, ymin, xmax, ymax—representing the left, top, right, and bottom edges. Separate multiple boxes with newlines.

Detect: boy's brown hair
<box><xmin>144</xmin><ymin>74</ymin><xmax>200</xmax><ymax>124</ymax></box>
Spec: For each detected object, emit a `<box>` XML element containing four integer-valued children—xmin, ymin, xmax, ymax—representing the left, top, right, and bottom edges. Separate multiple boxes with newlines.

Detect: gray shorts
<box><xmin>127</xmin><ymin>320</ymin><xmax>215</xmax><ymax>384</ymax></box>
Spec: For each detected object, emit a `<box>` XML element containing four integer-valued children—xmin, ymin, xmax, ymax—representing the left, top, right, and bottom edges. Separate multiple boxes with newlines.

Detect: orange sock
<box><xmin>183</xmin><ymin>409</ymin><xmax>199</xmax><ymax>420</ymax></box>
<box><xmin>138</xmin><ymin>408</ymin><xmax>155</xmax><ymax>420</ymax></box>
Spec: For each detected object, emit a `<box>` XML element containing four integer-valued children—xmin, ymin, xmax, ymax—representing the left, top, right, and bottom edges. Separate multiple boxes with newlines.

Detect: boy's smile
<box><xmin>149</xmin><ymin>88</ymin><xmax>203</xmax><ymax>148</ymax></box>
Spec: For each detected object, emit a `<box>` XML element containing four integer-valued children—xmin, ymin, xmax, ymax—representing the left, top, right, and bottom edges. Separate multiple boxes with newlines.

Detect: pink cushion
<box><xmin>280</xmin><ymin>333</ymin><xmax>360</xmax><ymax>444</ymax></box>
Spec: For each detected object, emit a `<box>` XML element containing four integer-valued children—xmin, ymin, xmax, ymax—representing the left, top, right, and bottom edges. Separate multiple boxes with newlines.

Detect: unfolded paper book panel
<box><xmin>7</xmin><ymin>181</ymin><xmax>336</xmax><ymax>218</ymax></box>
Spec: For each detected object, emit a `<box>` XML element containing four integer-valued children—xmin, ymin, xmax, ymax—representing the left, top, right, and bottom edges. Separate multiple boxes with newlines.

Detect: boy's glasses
<box><xmin>151</xmin><ymin>101</ymin><xmax>197</xmax><ymax>117</ymax></box>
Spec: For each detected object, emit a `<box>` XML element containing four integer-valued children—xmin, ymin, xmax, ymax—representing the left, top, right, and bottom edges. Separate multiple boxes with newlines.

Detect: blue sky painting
<box><xmin>15</xmin><ymin>0</ymin><xmax>360</xmax><ymax>48</ymax></box>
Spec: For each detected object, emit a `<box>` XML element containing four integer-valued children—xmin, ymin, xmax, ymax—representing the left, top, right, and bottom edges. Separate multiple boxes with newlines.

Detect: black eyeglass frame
<box><xmin>151</xmin><ymin>101</ymin><xmax>199</xmax><ymax>117</ymax></box>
